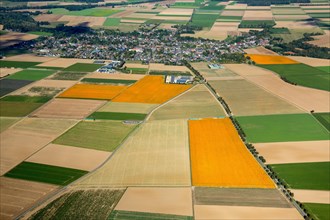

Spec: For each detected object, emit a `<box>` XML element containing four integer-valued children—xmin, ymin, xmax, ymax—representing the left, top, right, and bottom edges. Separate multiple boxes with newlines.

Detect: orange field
<box><xmin>58</xmin><ymin>84</ymin><xmax>127</xmax><ymax>100</ymax></box>
<box><xmin>189</xmin><ymin>118</ymin><xmax>275</xmax><ymax>188</ymax></box>
<box><xmin>246</xmin><ymin>54</ymin><xmax>299</xmax><ymax>65</ymax></box>
<box><xmin>112</xmin><ymin>75</ymin><xmax>192</xmax><ymax>104</ymax></box>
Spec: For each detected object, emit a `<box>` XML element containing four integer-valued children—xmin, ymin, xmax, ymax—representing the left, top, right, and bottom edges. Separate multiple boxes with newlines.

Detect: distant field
<box><xmin>271</xmin><ymin>162</ymin><xmax>330</xmax><ymax>190</ymax></box>
<box><xmin>98</xmin><ymin>102</ymin><xmax>158</xmax><ymax>114</ymax></box>
<box><xmin>63</xmin><ymin>63</ymin><xmax>104</xmax><ymax>72</ymax></box>
<box><xmin>0</xmin><ymin>101</ymin><xmax>44</xmax><ymax>117</ymax></box>
<box><xmin>240</xmin><ymin>20</ymin><xmax>276</xmax><ymax>27</ymax></box>
<box><xmin>53</xmin><ymin>121</ymin><xmax>136</xmax><ymax>152</ymax></box>
<box><xmin>50</xmin><ymin>71</ymin><xmax>88</xmax><ymax>80</ymax></box>
<box><xmin>0</xmin><ymin>60</ymin><xmax>41</xmax><ymax>68</ymax></box>
<box><xmin>312</xmin><ymin>112</ymin><xmax>330</xmax><ymax>132</ymax></box>
<box><xmin>0</xmin><ymin>117</ymin><xmax>20</xmax><ymax>132</ymax></box>
<box><xmin>304</xmin><ymin>203</ymin><xmax>330</xmax><ymax>220</ymax></box>
<box><xmin>247</xmin><ymin>54</ymin><xmax>298</xmax><ymax>65</ymax></box>
<box><xmin>316</xmin><ymin>66</ymin><xmax>330</xmax><ymax>73</ymax></box>
<box><xmin>1</xmin><ymin>95</ymin><xmax>51</xmax><ymax>103</ymax></box>
<box><xmin>308</xmin><ymin>13</ymin><xmax>330</xmax><ymax>18</ymax></box>
<box><xmin>109</xmin><ymin>210</ymin><xmax>193</xmax><ymax>220</ymax></box>
<box><xmin>126</xmin><ymin>67</ymin><xmax>148</xmax><ymax>74</ymax></box>
<box><xmin>87</xmin><ymin>112</ymin><xmax>147</xmax><ymax>121</ymax></box>
<box><xmin>27</xmin><ymin>31</ymin><xmax>53</xmax><ymax>36</ymax></box>
<box><xmin>103</xmin><ymin>18</ymin><xmax>121</xmax><ymax>26</ymax></box>
<box><xmin>190</xmin><ymin>13</ymin><xmax>219</xmax><ymax>28</ymax></box>
<box><xmin>259</xmin><ymin>63</ymin><xmax>330</xmax><ymax>91</ymax></box>
<box><xmin>5</xmin><ymin>162</ymin><xmax>87</xmax><ymax>186</ymax></box>
<box><xmin>7</xmin><ymin>69</ymin><xmax>56</xmax><ymax>81</ymax></box>
<box><xmin>50</xmin><ymin>8</ymin><xmax>123</xmax><ymax>17</ymax></box>
<box><xmin>236</xmin><ymin>114</ymin><xmax>329</xmax><ymax>143</ymax></box>
<box><xmin>81</xmin><ymin>78</ymin><xmax>137</xmax><ymax>84</ymax></box>
<box><xmin>30</xmin><ymin>189</ymin><xmax>125</xmax><ymax>219</ymax></box>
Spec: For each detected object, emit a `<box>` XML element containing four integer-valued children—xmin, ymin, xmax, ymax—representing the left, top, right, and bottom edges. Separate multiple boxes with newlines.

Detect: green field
<box><xmin>0</xmin><ymin>61</ymin><xmax>41</xmax><ymax>68</ymax></box>
<box><xmin>109</xmin><ymin>210</ymin><xmax>193</xmax><ymax>220</ymax></box>
<box><xmin>236</xmin><ymin>114</ymin><xmax>329</xmax><ymax>143</ymax></box>
<box><xmin>5</xmin><ymin>162</ymin><xmax>87</xmax><ymax>186</ymax></box>
<box><xmin>308</xmin><ymin>13</ymin><xmax>330</xmax><ymax>18</ymax></box>
<box><xmin>190</xmin><ymin>13</ymin><xmax>219</xmax><ymax>28</ymax></box>
<box><xmin>317</xmin><ymin>66</ymin><xmax>330</xmax><ymax>73</ymax></box>
<box><xmin>270</xmin><ymin>28</ymin><xmax>290</xmax><ymax>34</ymax></box>
<box><xmin>53</xmin><ymin>121</ymin><xmax>136</xmax><ymax>152</ymax></box>
<box><xmin>0</xmin><ymin>117</ymin><xmax>20</xmax><ymax>132</ymax></box>
<box><xmin>50</xmin><ymin>8</ymin><xmax>123</xmax><ymax>17</ymax></box>
<box><xmin>87</xmin><ymin>112</ymin><xmax>146</xmax><ymax>121</ymax></box>
<box><xmin>7</xmin><ymin>69</ymin><xmax>56</xmax><ymax>81</ymax></box>
<box><xmin>271</xmin><ymin>28</ymin><xmax>324</xmax><ymax>43</ymax></box>
<box><xmin>200</xmin><ymin>1</ymin><xmax>225</xmax><ymax>10</ymax></box>
<box><xmin>103</xmin><ymin>18</ymin><xmax>121</xmax><ymax>26</ymax></box>
<box><xmin>304</xmin><ymin>203</ymin><xmax>330</xmax><ymax>220</ymax></box>
<box><xmin>0</xmin><ymin>95</ymin><xmax>51</xmax><ymax>103</ymax></box>
<box><xmin>50</xmin><ymin>71</ymin><xmax>88</xmax><ymax>80</ymax></box>
<box><xmin>312</xmin><ymin>112</ymin><xmax>330</xmax><ymax>132</ymax></box>
<box><xmin>126</xmin><ymin>67</ymin><xmax>148</xmax><ymax>74</ymax></box>
<box><xmin>259</xmin><ymin>63</ymin><xmax>330</xmax><ymax>91</ymax></box>
<box><xmin>81</xmin><ymin>78</ymin><xmax>137</xmax><ymax>84</ymax></box>
<box><xmin>63</xmin><ymin>63</ymin><xmax>104</xmax><ymax>72</ymax></box>
<box><xmin>30</xmin><ymin>189</ymin><xmax>125</xmax><ymax>220</ymax></box>
<box><xmin>271</xmin><ymin>162</ymin><xmax>330</xmax><ymax>190</ymax></box>
<box><xmin>0</xmin><ymin>101</ymin><xmax>44</xmax><ymax>117</ymax></box>
<box><xmin>149</xmin><ymin>71</ymin><xmax>191</xmax><ymax>76</ymax></box>
<box><xmin>27</xmin><ymin>31</ymin><xmax>53</xmax><ymax>36</ymax></box>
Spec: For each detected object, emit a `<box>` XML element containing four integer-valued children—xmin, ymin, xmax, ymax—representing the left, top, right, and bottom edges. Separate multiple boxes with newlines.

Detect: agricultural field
<box><xmin>271</xmin><ymin>162</ymin><xmax>330</xmax><ymax>190</ymax></box>
<box><xmin>97</xmin><ymin>102</ymin><xmax>158</xmax><ymax>114</ymax></box>
<box><xmin>6</xmin><ymin>69</ymin><xmax>56</xmax><ymax>81</ymax></box>
<box><xmin>87</xmin><ymin>112</ymin><xmax>147</xmax><ymax>121</ymax></box>
<box><xmin>76</xmin><ymin>119</ymin><xmax>191</xmax><ymax>186</ymax></box>
<box><xmin>103</xmin><ymin>18</ymin><xmax>121</xmax><ymax>27</ymax></box>
<box><xmin>112</xmin><ymin>76</ymin><xmax>192</xmax><ymax>104</ymax></box>
<box><xmin>291</xmin><ymin>189</ymin><xmax>330</xmax><ymax>204</ymax></box>
<box><xmin>50</xmin><ymin>8</ymin><xmax>123</xmax><ymax>17</ymax></box>
<box><xmin>190</xmin><ymin>62</ymin><xmax>239</xmax><ymax>80</ymax></box>
<box><xmin>304</xmin><ymin>203</ymin><xmax>330</xmax><ymax>220</ymax></box>
<box><xmin>126</xmin><ymin>67</ymin><xmax>148</xmax><ymax>74</ymax></box>
<box><xmin>0</xmin><ymin>68</ymin><xmax>22</xmax><ymax>78</ymax></box>
<box><xmin>259</xmin><ymin>63</ymin><xmax>330</xmax><ymax>91</ymax></box>
<box><xmin>58</xmin><ymin>84</ymin><xmax>127</xmax><ymax>100</ymax></box>
<box><xmin>316</xmin><ymin>66</ymin><xmax>330</xmax><ymax>73</ymax></box>
<box><xmin>50</xmin><ymin>71</ymin><xmax>89</xmax><ymax>80</ymax></box>
<box><xmin>81</xmin><ymin>78</ymin><xmax>137</xmax><ymax>85</ymax></box>
<box><xmin>190</xmin><ymin>12</ymin><xmax>219</xmax><ymax>28</ymax></box>
<box><xmin>86</xmin><ymin>72</ymin><xmax>145</xmax><ymax>80</ymax></box>
<box><xmin>0</xmin><ymin>60</ymin><xmax>41</xmax><ymax>68</ymax></box>
<box><xmin>0</xmin><ymin>117</ymin><xmax>20</xmax><ymax>132</ymax></box>
<box><xmin>246</xmin><ymin>54</ymin><xmax>298</xmax><ymax>64</ymax></box>
<box><xmin>244</xmin><ymin>46</ymin><xmax>278</xmax><ymax>55</ymax></box>
<box><xmin>109</xmin><ymin>210</ymin><xmax>193</xmax><ymax>220</ymax></box>
<box><xmin>209</xmin><ymin>79</ymin><xmax>303</xmax><ymax>116</ymax></box>
<box><xmin>189</xmin><ymin>118</ymin><xmax>275</xmax><ymax>188</ymax></box>
<box><xmin>37</xmin><ymin>58</ymin><xmax>94</xmax><ymax>68</ymax></box>
<box><xmin>285</xmin><ymin>56</ymin><xmax>330</xmax><ymax>67</ymax></box>
<box><xmin>53</xmin><ymin>120</ymin><xmax>136</xmax><ymax>152</ymax></box>
<box><xmin>0</xmin><ymin>32</ymin><xmax>39</xmax><ymax>48</ymax></box>
<box><xmin>0</xmin><ymin>100</ymin><xmax>45</xmax><ymax>117</ymax></box>
<box><xmin>148</xmin><ymin>84</ymin><xmax>226</xmax><ymax>120</ymax></box>
<box><xmin>312</xmin><ymin>112</ymin><xmax>330</xmax><ymax>131</ymax></box>
<box><xmin>5</xmin><ymin>161</ymin><xmax>87</xmax><ymax>186</ymax></box>
<box><xmin>63</xmin><ymin>63</ymin><xmax>104</xmax><ymax>72</ymax></box>
<box><xmin>28</xmin><ymin>189</ymin><xmax>125</xmax><ymax>220</ymax></box>
<box><xmin>236</xmin><ymin>114</ymin><xmax>329</xmax><ymax>143</ymax></box>
<box><xmin>242</xmin><ymin>10</ymin><xmax>273</xmax><ymax>20</ymax></box>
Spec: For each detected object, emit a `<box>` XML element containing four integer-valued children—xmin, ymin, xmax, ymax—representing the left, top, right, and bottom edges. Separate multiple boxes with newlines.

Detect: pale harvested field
<box><xmin>0</xmin><ymin>117</ymin><xmax>20</xmax><ymax>132</ymax></box>
<box><xmin>225</xmin><ymin>4</ymin><xmax>247</xmax><ymax>10</ymax></box>
<box><xmin>98</xmin><ymin>102</ymin><xmax>158</xmax><ymax>113</ymax></box>
<box><xmin>221</xmin><ymin>10</ymin><xmax>245</xmax><ymax>16</ymax></box>
<box><xmin>149</xmin><ymin>85</ymin><xmax>225</xmax><ymax>120</ymax></box>
<box><xmin>191</xmin><ymin>62</ymin><xmax>239</xmax><ymax>80</ymax></box>
<box><xmin>121</xmin><ymin>19</ymin><xmax>146</xmax><ymax>23</ymax></box>
<box><xmin>34</xmin><ymin>14</ymin><xmax>63</xmax><ymax>22</ymax></box>
<box><xmin>4</xmin><ymin>54</ymin><xmax>56</xmax><ymax>62</ymax></box>
<box><xmin>224</xmin><ymin>64</ymin><xmax>273</xmax><ymax>76</ymax></box>
<box><xmin>126</xmin><ymin>13</ymin><xmax>156</xmax><ymax>19</ymax></box>
<box><xmin>291</xmin><ymin>189</ymin><xmax>330</xmax><ymax>204</ymax></box>
<box><xmin>274</xmin><ymin>15</ymin><xmax>311</xmax><ymax>20</ymax></box>
<box><xmin>26</xmin><ymin>143</ymin><xmax>111</xmax><ymax>171</ymax></box>
<box><xmin>86</xmin><ymin>72</ymin><xmax>145</xmax><ymax>80</ymax></box>
<box><xmin>37</xmin><ymin>58</ymin><xmax>93</xmax><ymax>68</ymax></box>
<box><xmin>176</xmin><ymin>0</ymin><xmax>194</xmax><ymax>2</ymax></box>
<box><xmin>158</xmin><ymin>23</ymin><xmax>176</xmax><ymax>30</ymax></box>
<box><xmin>303</xmin><ymin>9</ymin><xmax>330</xmax><ymax>13</ymax></box>
<box><xmin>244</xmin><ymin>46</ymin><xmax>278</xmax><ymax>55</ymax></box>
<box><xmin>58</xmin><ymin>15</ymin><xmax>106</xmax><ymax>27</ymax></box>
<box><xmin>149</xmin><ymin>63</ymin><xmax>191</xmax><ymax>73</ymax></box>
<box><xmin>125</xmin><ymin>62</ymin><xmax>149</xmax><ymax>69</ymax></box>
<box><xmin>155</xmin><ymin>16</ymin><xmax>190</xmax><ymax>21</ymax></box>
<box><xmin>254</xmin><ymin>140</ymin><xmax>330</xmax><ymax>164</ymax></box>
<box><xmin>109</xmin><ymin>10</ymin><xmax>135</xmax><ymax>18</ymax></box>
<box><xmin>308</xmin><ymin>30</ymin><xmax>330</xmax><ymax>48</ymax></box>
<box><xmin>301</xmin><ymin>5</ymin><xmax>330</xmax><ymax>9</ymax></box>
<box><xmin>0</xmin><ymin>68</ymin><xmax>22</xmax><ymax>78</ymax></box>
<box><xmin>285</xmin><ymin>56</ymin><xmax>330</xmax><ymax>66</ymax></box>
<box><xmin>158</xmin><ymin>8</ymin><xmax>193</xmax><ymax>16</ymax></box>
<box><xmin>27</xmin><ymin>1</ymin><xmax>56</xmax><ymax>7</ymax></box>
<box><xmin>243</xmin><ymin>10</ymin><xmax>273</xmax><ymax>20</ymax></box>
<box><xmin>31</xmin><ymin>98</ymin><xmax>105</xmax><ymax>119</ymax></box>
<box><xmin>271</xmin><ymin>8</ymin><xmax>306</xmax><ymax>15</ymax></box>
<box><xmin>76</xmin><ymin>119</ymin><xmax>191</xmax><ymax>187</ymax></box>
<box><xmin>0</xmin><ymin>177</ymin><xmax>58</xmax><ymax>220</ymax></box>
<box><xmin>115</xmin><ymin>187</ymin><xmax>193</xmax><ymax>216</ymax></box>
<box><xmin>209</xmin><ymin>79</ymin><xmax>303</xmax><ymax>116</ymax></box>
<box><xmin>0</xmin><ymin>32</ymin><xmax>39</xmax><ymax>48</ymax></box>
<box><xmin>274</xmin><ymin>21</ymin><xmax>317</xmax><ymax>29</ymax></box>
<box><xmin>247</xmin><ymin>6</ymin><xmax>271</xmax><ymax>10</ymax></box>
<box><xmin>238</xmin><ymin>28</ymin><xmax>264</xmax><ymax>32</ymax></box>
<box><xmin>0</xmin><ymin>118</ymin><xmax>76</xmax><ymax>175</ymax></box>
<box><xmin>194</xmin><ymin>205</ymin><xmax>303</xmax><ymax>220</ymax></box>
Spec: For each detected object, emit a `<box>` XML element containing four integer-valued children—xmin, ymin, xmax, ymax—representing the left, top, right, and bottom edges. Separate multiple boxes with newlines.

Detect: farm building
<box><xmin>165</xmin><ymin>75</ymin><xmax>194</xmax><ymax>84</ymax></box>
<box><xmin>208</xmin><ymin>63</ymin><xmax>223</xmax><ymax>69</ymax></box>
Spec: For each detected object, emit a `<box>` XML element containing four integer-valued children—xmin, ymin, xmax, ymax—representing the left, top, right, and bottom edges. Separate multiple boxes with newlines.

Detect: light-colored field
<box><xmin>274</xmin><ymin>15</ymin><xmax>311</xmax><ymax>20</ymax></box>
<box><xmin>149</xmin><ymin>84</ymin><xmax>225</xmax><ymax>120</ymax></box>
<box><xmin>27</xmin><ymin>1</ymin><xmax>56</xmax><ymax>7</ymax></box>
<box><xmin>34</xmin><ymin>14</ymin><xmax>63</xmax><ymax>22</ymax></box>
<box><xmin>125</xmin><ymin>13</ymin><xmax>156</xmax><ymax>19</ymax></box>
<box><xmin>209</xmin><ymin>79</ymin><xmax>302</xmax><ymax>116</ymax></box>
<box><xmin>274</xmin><ymin>21</ymin><xmax>318</xmax><ymax>29</ymax></box>
<box><xmin>308</xmin><ymin>30</ymin><xmax>330</xmax><ymax>48</ymax></box>
<box><xmin>112</xmin><ymin>75</ymin><xmax>192</xmax><ymax>104</ymax></box>
<box><xmin>244</xmin><ymin>46</ymin><xmax>278</xmax><ymax>55</ymax></box>
<box><xmin>37</xmin><ymin>58</ymin><xmax>93</xmax><ymax>68</ymax></box>
<box><xmin>26</xmin><ymin>143</ymin><xmax>111</xmax><ymax>171</ymax></box>
<box><xmin>191</xmin><ymin>62</ymin><xmax>240</xmax><ymax>80</ymax></box>
<box><xmin>98</xmin><ymin>102</ymin><xmax>158</xmax><ymax>113</ymax></box>
<box><xmin>149</xmin><ymin>63</ymin><xmax>192</xmax><ymax>73</ymax></box>
<box><xmin>285</xmin><ymin>56</ymin><xmax>330</xmax><ymax>67</ymax></box>
<box><xmin>254</xmin><ymin>140</ymin><xmax>330</xmax><ymax>164</ymax></box>
<box><xmin>176</xmin><ymin>0</ymin><xmax>194</xmax><ymax>2</ymax></box>
<box><xmin>158</xmin><ymin>8</ymin><xmax>193</xmax><ymax>16</ymax></box>
<box><xmin>0</xmin><ymin>68</ymin><xmax>22</xmax><ymax>78</ymax></box>
<box><xmin>272</xmin><ymin>8</ymin><xmax>306</xmax><ymax>15</ymax></box>
<box><xmin>247</xmin><ymin>6</ymin><xmax>271</xmax><ymax>10</ymax></box>
<box><xmin>0</xmin><ymin>117</ymin><xmax>20</xmax><ymax>132</ymax></box>
<box><xmin>109</xmin><ymin>10</ymin><xmax>135</xmax><ymax>18</ymax></box>
<box><xmin>125</xmin><ymin>62</ymin><xmax>149</xmax><ymax>69</ymax></box>
<box><xmin>301</xmin><ymin>5</ymin><xmax>330</xmax><ymax>9</ymax></box>
<box><xmin>115</xmin><ymin>187</ymin><xmax>193</xmax><ymax>216</ymax></box>
<box><xmin>247</xmin><ymin>54</ymin><xmax>299</xmax><ymax>64</ymax></box>
<box><xmin>303</xmin><ymin>9</ymin><xmax>330</xmax><ymax>13</ymax></box>
<box><xmin>221</xmin><ymin>10</ymin><xmax>245</xmax><ymax>16</ymax></box>
<box><xmin>189</xmin><ymin>118</ymin><xmax>275</xmax><ymax>188</ymax></box>
<box><xmin>58</xmin><ymin>15</ymin><xmax>106</xmax><ymax>27</ymax></box>
<box><xmin>58</xmin><ymin>84</ymin><xmax>127</xmax><ymax>100</ymax></box>
<box><xmin>31</xmin><ymin>98</ymin><xmax>105</xmax><ymax>119</ymax></box>
<box><xmin>0</xmin><ymin>177</ymin><xmax>58</xmax><ymax>220</ymax></box>
<box><xmin>158</xmin><ymin>23</ymin><xmax>176</xmax><ymax>30</ymax></box>
<box><xmin>182</xmin><ymin>30</ymin><xmax>228</xmax><ymax>41</ymax></box>
<box><xmin>225</xmin><ymin>4</ymin><xmax>247</xmax><ymax>10</ymax></box>
<box><xmin>4</xmin><ymin>54</ymin><xmax>56</xmax><ymax>62</ymax></box>
<box><xmin>76</xmin><ymin>119</ymin><xmax>191</xmax><ymax>186</ymax></box>
<box><xmin>121</xmin><ymin>19</ymin><xmax>146</xmax><ymax>23</ymax></box>
<box><xmin>243</xmin><ymin>10</ymin><xmax>273</xmax><ymax>20</ymax></box>
<box><xmin>155</xmin><ymin>15</ymin><xmax>190</xmax><ymax>21</ymax></box>
<box><xmin>86</xmin><ymin>72</ymin><xmax>145</xmax><ymax>80</ymax></box>
<box><xmin>291</xmin><ymin>189</ymin><xmax>330</xmax><ymax>204</ymax></box>
<box><xmin>194</xmin><ymin>205</ymin><xmax>303</xmax><ymax>220</ymax></box>
<box><xmin>0</xmin><ymin>32</ymin><xmax>39</xmax><ymax>48</ymax></box>
<box><xmin>0</xmin><ymin>118</ymin><xmax>76</xmax><ymax>175</ymax></box>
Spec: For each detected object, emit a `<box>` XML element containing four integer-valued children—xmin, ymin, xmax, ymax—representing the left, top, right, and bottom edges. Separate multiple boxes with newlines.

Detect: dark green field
<box><xmin>0</xmin><ymin>61</ymin><xmax>41</xmax><ymax>68</ymax></box>
<box><xmin>87</xmin><ymin>112</ymin><xmax>146</xmax><ymax>121</ymax></box>
<box><xmin>259</xmin><ymin>63</ymin><xmax>330</xmax><ymax>91</ymax></box>
<box><xmin>312</xmin><ymin>112</ymin><xmax>330</xmax><ymax>132</ymax></box>
<box><xmin>270</xmin><ymin>28</ymin><xmax>290</xmax><ymax>34</ymax></box>
<box><xmin>190</xmin><ymin>13</ymin><xmax>219</xmax><ymax>28</ymax></box>
<box><xmin>271</xmin><ymin>162</ymin><xmax>330</xmax><ymax>190</ymax></box>
<box><xmin>0</xmin><ymin>101</ymin><xmax>44</xmax><ymax>117</ymax></box>
<box><xmin>5</xmin><ymin>162</ymin><xmax>87</xmax><ymax>186</ymax></box>
<box><xmin>81</xmin><ymin>78</ymin><xmax>137</xmax><ymax>84</ymax></box>
<box><xmin>50</xmin><ymin>71</ymin><xmax>88</xmax><ymax>80</ymax></box>
<box><xmin>108</xmin><ymin>210</ymin><xmax>193</xmax><ymax>220</ymax></box>
<box><xmin>0</xmin><ymin>95</ymin><xmax>51</xmax><ymax>103</ymax></box>
<box><xmin>27</xmin><ymin>31</ymin><xmax>53</xmax><ymax>36</ymax></box>
<box><xmin>63</xmin><ymin>63</ymin><xmax>104</xmax><ymax>72</ymax></box>
<box><xmin>7</xmin><ymin>69</ymin><xmax>56</xmax><ymax>81</ymax></box>
<box><xmin>304</xmin><ymin>203</ymin><xmax>330</xmax><ymax>220</ymax></box>
<box><xmin>236</xmin><ymin>114</ymin><xmax>329</xmax><ymax>143</ymax></box>
<box><xmin>317</xmin><ymin>66</ymin><xmax>330</xmax><ymax>73</ymax></box>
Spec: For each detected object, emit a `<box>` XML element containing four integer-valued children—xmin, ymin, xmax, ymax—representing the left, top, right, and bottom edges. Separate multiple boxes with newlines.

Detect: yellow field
<box><xmin>189</xmin><ymin>118</ymin><xmax>275</xmax><ymax>188</ymax></box>
<box><xmin>246</xmin><ymin>54</ymin><xmax>299</xmax><ymax>64</ymax></box>
<box><xmin>58</xmin><ymin>84</ymin><xmax>127</xmax><ymax>100</ymax></box>
<box><xmin>112</xmin><ymin>75</ymin><xmax>192</xmax><ymax>104</ymax></box>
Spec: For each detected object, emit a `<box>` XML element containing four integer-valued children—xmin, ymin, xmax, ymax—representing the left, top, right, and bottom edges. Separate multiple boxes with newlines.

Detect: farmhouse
<box><xmin>165</xmin><ymin>75</ymin><xmax>194</xmax><ymax>84</ymax></box>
